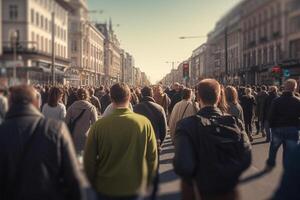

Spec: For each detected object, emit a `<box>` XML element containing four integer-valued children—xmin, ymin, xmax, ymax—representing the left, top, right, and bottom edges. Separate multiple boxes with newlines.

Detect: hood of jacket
<box><xmin>70</xmin><ymin>100</ymin><xmax>94</xmax><ymax>110</ymax></box>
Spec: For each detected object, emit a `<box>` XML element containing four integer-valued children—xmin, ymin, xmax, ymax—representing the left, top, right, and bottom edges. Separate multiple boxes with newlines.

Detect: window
<box><xmin>71</xmin><ymin>40</ymin><xmax>77</xmax><ymax>52</ymax></box>
<box><xmin>45</xmin><ymin>38</ymin><xmax>48</xmax><ymax>52</ymax></box>
<box><xmin>36</xmin><ymin>13</ymin><xmax>39</xmax><ymax>26</ymax></box>
<box><xmin>41</xmin><ymin>15</ymin><xmax>44</xmax><ymax>28</ymax></box>
<box><xmin>36</xmin><ymin>34</ymin><xmax>40</xmax><ymax>50</ymax></box>
<box><xmin>45</xmin><ymin>18</ymin><xmax>48</xmax><ymax>31</ymax></box>
<box><xmin>9</xmin><ymin>5</ymin><xmax>18</xmax><ymax>20</ymax></box>
<box><xmin>41</xmin><ymin>36</ymin><xmax>44</xmax><ymax>51</ymax></box>
<box><xmin>31</xmin><ymin>9</ymin><xmax>35</xmax><ymax>24</ymax></box>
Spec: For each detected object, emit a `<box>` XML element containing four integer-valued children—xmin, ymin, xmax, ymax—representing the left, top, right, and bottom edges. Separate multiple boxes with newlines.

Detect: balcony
<box><xmin>272</xmin><ymin>31</ymin><xmax>281</xmax><ymax>39</ymax></box>
<box><xmin>3</xmin><ymin>41</ymin><xmax>38</xmax><ymax>54</ymax></box>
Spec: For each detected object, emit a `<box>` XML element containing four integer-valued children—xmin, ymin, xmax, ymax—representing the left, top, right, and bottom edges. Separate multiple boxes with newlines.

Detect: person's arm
<box><xmin>90</xmin><ymin>107</ymin><xmax>98</xmax><ymax>124</ymax></box>
<box><xmin>145</xmin><ymin>122</ymin><xmax>158</xmax><ymax>186</ymax></box>
<box><xmin>159</xmin><ymin>108</ymin><xmax>168</xmax><ymax>144</ymax></box>
<box><xmin>59</xmin><ymin>122</ymin><xmax>91</xmax><ymax>200</ymax></box>
<box><xmin>83</xmin><ymin>124</ymin><xmax>98</xmax><ymax>187</ymax></box>
<box><xmin>173</xmin><ymin>120</ymin><xmax>196</xmax><ymax>178</ymax></box>
<box><xmin>60</xmin><ymin>104</ymin><xmax>67</xmax><ymax>120</ymax></box>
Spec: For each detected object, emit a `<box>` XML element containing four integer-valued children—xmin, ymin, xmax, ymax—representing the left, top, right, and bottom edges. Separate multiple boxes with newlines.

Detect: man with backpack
<box><xmin>173</xmin><ymin>79</ymin><xmax>252</xmax><ymax>200</ymax></box>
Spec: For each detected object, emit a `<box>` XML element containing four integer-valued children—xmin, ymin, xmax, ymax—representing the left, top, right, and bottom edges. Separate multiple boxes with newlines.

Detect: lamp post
<box><xmin>10</xmin><ymin>31</ymin><xmax>18</xmax><ymax>85</ymax></box>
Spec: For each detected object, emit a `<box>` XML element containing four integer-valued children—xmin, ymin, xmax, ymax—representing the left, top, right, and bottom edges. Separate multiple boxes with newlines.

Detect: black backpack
<box><xmin>191</xmin><ymin>115</ymin><xmax>251</xmax><ymax>194</ymax></box>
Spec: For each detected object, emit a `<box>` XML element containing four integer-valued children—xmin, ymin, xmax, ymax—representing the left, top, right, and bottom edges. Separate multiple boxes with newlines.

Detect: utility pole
<box><xmin>225</xmin><ymin>26</ymin><xmax>229</xmax><ymax>84</ymax></box>
<box><xmin>51</xmin><ymin>12</ymin><xmax>56</xmax><ymax>86</ymax></box>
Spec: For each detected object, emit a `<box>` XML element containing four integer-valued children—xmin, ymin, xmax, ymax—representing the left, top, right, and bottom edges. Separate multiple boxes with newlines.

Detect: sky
<box><xmin>88</xmin><ymin>0</ymin><xmax>241</xmax><ymax>83</ymax></box>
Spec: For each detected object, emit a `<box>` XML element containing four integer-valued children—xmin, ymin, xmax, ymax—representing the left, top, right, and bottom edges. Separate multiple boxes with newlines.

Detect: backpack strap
<box><xmin>11</xmin><ymin>117</ymin><xmax>44</xmax><ymax>199</ymax></box>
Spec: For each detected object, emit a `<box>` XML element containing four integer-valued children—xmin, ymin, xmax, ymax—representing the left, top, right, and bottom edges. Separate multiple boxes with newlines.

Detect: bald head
<box><xmin>284</xmin><ymin>79</ymin><xmax>297</xmax><ymax>92</ymax></box>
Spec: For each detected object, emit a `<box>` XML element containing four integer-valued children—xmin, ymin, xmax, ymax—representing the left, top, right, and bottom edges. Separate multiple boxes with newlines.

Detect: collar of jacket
<box><xmin>282</xmin><ymin>91</ymin><xmax>294</xmax><ymax>97</ymax></box>
<box><xmin>112</xmin><ymin>108</ymin><xmax>132</xmax><ymax>115</ymax></box>
<box><xmin>197</xmin><ymin>106</ymin><xmax>223</xmax><ymax>118</ymax></box>
<box><xmin>141</xmin><ymin>96</ymin><xmax>156</xmax><ymax>103</ymax></box>
<box><xmin>5</xmin><ymin>103</ymin><xmax>43</xmax><ymax>119</ymax></box>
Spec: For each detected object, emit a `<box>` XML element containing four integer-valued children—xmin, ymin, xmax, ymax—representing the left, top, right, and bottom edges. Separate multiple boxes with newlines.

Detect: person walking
<box><xmin>266</xmin><ymin>79</ymin><xmax>300</xmax><ymax>170</ymax></box>
<box><xmin>42</xmin><ymin>87</ymin><xmax>66</xmax><ymax>120</ymax></box>
<box><xmin>263</xmin><ymin>86</ymin><xmax>279</xmax><ymax>142</ymax></box>
<box><xmin>84</xmin><ymin>83</ymin><xmax>158</xmax><ymax>200</ymax></box>
<box><xmin>153</xmin><ymin>85</ymin><xmax>171</xmax><ymax>117</ymax></box>
<box><xmin>100</xmin><ymin>88</ymin><xmax>111</xmax><ymax>114</ymax></box>
<box><xmin>169</xmin><ymin>88</ymin><xmax>199</xmax><ymax>142</ymax></box>
<box><xmin>256</xmin><ymin>85</ymin><xmax>269</xmax><ymax>137</ymax></box>
<box><xmin>0</xmin><ymin>88</ymin><xmax>8</xmax><ymax>125</ymax></box>
<box><xmin>173</xmin><ymin>79</ymin><xmax>251</xmax><ymax>200</ymax></box>
<box><xmin>169</xmin><ymin>83</ymin><xmax>183</xmax><ymax>113</ymax></box>
<box><xmin>88</xmin><ymin>88</ymin><xmax>102</xmax><ymax>115</ymax></box>
<box><xmin>240</xmin><ymin>88</ymin><xmax>256</xmax><ymax>142</ymax></box>
<box><xmin>66</xmin><ymin>88</ymin><xmax>98</xmax><ymax>153</ymax></box>
<box><xmin>133</xmin><ymin>86</ymin><xmax>167</xmax><ymax>200</ymax></box>
<box><xmin>0</xmin><ymin>85</ymin><xmax>91</xmax><ymax>200</ymax></box>
<box><xmin>225</xmin><ymin>86</ymin><xmax>244</xmax><ymax>123</ymax></box>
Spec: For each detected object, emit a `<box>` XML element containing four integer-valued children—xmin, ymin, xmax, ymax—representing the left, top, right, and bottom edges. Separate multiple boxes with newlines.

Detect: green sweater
<box><xmin>84</xmin><ymin>108</ymin><xmax>158</xmax><ymax>197</ymax></box>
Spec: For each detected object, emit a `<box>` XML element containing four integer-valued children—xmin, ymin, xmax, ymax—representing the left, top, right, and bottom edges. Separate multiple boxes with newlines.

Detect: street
<box><xmin>158</xmin><ymin>135</ymin><xmax>283</xmax><ymax>200</ymax></box>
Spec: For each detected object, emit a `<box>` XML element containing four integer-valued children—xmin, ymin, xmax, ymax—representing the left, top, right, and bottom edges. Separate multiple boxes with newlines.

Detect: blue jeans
<box><xmin>267</xmin><ymin>127</ymin><xmax>300</xmax><ymax>168</ymax></box>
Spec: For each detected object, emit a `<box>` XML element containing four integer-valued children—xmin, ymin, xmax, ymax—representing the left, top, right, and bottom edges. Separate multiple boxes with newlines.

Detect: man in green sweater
<box><xmin>84</xmin><ymin>83</ymin><xmax>158</xmax><ymax>200</ymax></box>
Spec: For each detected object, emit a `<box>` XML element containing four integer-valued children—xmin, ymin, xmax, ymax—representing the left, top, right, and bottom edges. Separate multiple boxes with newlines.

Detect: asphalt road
<box><xmin>158</xmin><ymin>134</ymin><xmax>283</xmax><ymax>200</ymax></box>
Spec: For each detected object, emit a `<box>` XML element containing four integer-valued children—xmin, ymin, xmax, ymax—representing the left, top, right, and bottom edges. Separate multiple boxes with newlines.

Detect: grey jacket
<box><xmin>66</xmin><ymin>100</ymin><xmax>98</xmax><ymax>153</ymax></box>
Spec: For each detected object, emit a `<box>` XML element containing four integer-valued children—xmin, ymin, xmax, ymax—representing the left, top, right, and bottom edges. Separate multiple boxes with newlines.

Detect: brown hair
<box><xmin>110</xmin><ymin>83</ymin><xmax>131</xmax><ymax>104</ymax></box>
<box><xmin>218</xmin><ymin>86</ymin><xmax>228</xmax><ymax>113</ymax></box>
<box><xmin>9</xmin><ymin>85</ymin><xmax>37</xmax><ymax>105</ymax></box>
<box><xmin>197</xmin><ymin>79</ymin><xmax>221</xmax><ymax>105</ymax></box>
<box><xmin>77</xmin><ymin>88</ymin><xmax>90</xmax><ymax>101</ymax></box>
<box><xmin>225</xmin><ymin>86</ymin><xmax>239</xmax><ymax>105</ymax></box>
<box><xmin>48</xmin><ymin>87</ymin><xmax>63</xmax><ymax>107</ymax></box>
<box><xmin>182</xmin><ymin>88</ymin><xmax>192</xmax><ymax>100</ymax></box>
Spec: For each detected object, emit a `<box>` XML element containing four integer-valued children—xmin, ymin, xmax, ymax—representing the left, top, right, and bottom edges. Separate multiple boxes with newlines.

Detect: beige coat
<box><xmin>169</xmin><ymin>100</ymin><xmax>199</xmax><ymax>141</ymax></box>
<box><xmin>65</xmin><ymin>100</ymin><xmax>98</xmax><ymax>153</ymax></box>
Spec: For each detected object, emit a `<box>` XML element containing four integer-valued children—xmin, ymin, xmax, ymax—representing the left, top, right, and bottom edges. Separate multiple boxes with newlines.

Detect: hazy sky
<box><xmin>88</xmin><ymin>0</ymin><xmax>241</xmax><ymax>83</ymax></box>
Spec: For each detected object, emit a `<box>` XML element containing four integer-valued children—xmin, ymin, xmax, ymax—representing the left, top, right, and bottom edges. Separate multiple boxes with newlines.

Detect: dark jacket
<box><xmin>169</xmin><ymin>91</ymin><xmax>182</xmax><ymax>113</ymax></box>
<box><xmin>133</xmin><ymin>96</ymin><xmax>167</xmax><ymax>143</ymax></box>
<box><xmin>173</xmin><ymin>106</ymin><xmax>251</xmax><ymax>193</ymax></box>
<box><xmin>0</xmin><ymin>104</ymin><xmax>90</xmax><ymax>200</ymax></box>
<box><xmin>263</xmin><ymin>92</ymin><xmax>279</xmax><ymax>123</ymax></box>
<box><xmin>240</xmin><ymin>95</ymin><xmax>256</xmax><ymax>123</ymax></box>
<box><xmin>100</xmin><ymin>93</ymin><xmax>111</xmax><ymax>114</ymax></box>
<box><xmin>256</xmin><ymin>91</ymin><xmax>268</xmax><ymax>120</ymax></box>
<box><xmin>269</xmin><ymin>92</ymin><xmax>300</xmax><ymax>128</ymax></box>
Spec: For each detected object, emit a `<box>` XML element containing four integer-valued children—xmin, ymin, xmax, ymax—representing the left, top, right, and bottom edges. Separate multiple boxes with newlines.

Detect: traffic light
<box><xmin>271</xmin><ymin>66</ymin><xmax>282</xmax><ymax>78</ymax></box>
<box><xmin>283</xmin><ymin>69</ymin><xmax>290</xmax><ymax>78</ymax></box>
<box><xmin>183</xmin><ymin>63</ymin><xmax>189</xmax><ymax>79</ymax></box>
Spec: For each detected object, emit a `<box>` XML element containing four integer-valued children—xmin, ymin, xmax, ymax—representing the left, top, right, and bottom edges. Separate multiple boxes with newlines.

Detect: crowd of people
<box><xmin>0</xmin><ymin>78</ymin><xmax>300</xmax><ymax>200</ymax></box>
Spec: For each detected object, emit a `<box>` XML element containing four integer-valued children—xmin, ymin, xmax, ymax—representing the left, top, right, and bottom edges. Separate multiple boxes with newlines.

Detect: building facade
<box><xmin>67</xmin><ymin>0</ymin><xmax>104</xmax><ymax>87</ymax></box>
<box><xmin>1</xmin><ymin>0</ymin><xmax>70</xmax><ymax>85</ymax></box>
<box><xmin>96</xmin><ymin>20</ymin><xmax>121</xmax><ymax>86</ymax></box>
<box><xmin>190</xmin><ymin>44</ymin><xmax>207</xmax><ymax>86</ymax></box>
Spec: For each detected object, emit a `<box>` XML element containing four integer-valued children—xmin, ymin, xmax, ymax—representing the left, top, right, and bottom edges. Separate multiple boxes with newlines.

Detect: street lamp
<box><xmin>179</xmin><ymin>35</ymin><xmax>206</xmax><ymax>39</ymax></box>
<box><xmin>10</xmin><ymin>31</ymin><xmax>18</xmax><ymax>85</ymax></box>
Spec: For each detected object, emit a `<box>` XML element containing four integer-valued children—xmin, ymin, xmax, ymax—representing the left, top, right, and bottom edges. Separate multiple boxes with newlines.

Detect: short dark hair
<box><xmin>141</xmin><ymin>86</ymin><xmax>153</xmax><ymax>97</ymax></box>
<box><xmin>9</xmin><ymin>85</ymin><xmax>37</xmax><ymax>105</ymax></box>
<box><xmin>197</xmin><ymin>79</ymin><xmax>221</xmax><ymax>105</ymax></box>
<box><xmin>182</xmin><ymin>88</ymin><xmax>192</xmax><ymax>100</ymax></box>
<box><xmin>110</xmin><ymin>83</ymin><xmax>131</xmax><ymax>104</ymax></box>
